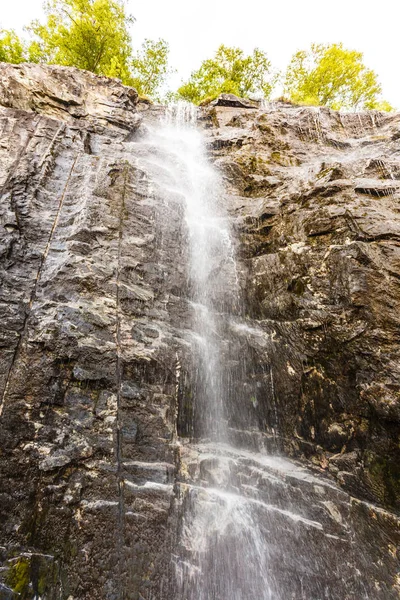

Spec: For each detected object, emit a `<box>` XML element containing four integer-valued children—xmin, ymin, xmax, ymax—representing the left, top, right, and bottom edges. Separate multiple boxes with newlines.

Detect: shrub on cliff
<box><xmin>28</xmin><ymin>0</ymin><xmax>134</xmax><ymax>83</ymax></box>
<box><xmin>177</xmin><ymin>45</ymin><xmax>277</xmax><ymax>105</ymax></box>
<box><xmin>283</xmin><ymin>43</ymin><xmax>393</xmax><ymax>111</ymax></box>
<box><xmin>130</xmin><ymin>38</ymin><xmax>173</xmax><ymax>101</ymax></box>
<box><xmin>0</xmin><ymin>29</ymin><xmax>25</xmax><ymax>63</ymax></box>
<box><xmin>0</xmin><ymin>0</ymin><xmax>172</xmax><ymax>100</ymax></box>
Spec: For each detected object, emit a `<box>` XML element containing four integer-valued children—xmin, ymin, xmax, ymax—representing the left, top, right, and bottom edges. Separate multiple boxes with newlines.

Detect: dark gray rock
<box><xmin>204</xmin><ymin>101</ymin><xmax>400</xmax><ymax>512</ymax></box>
<box><xmin>0</xmin><ymin>64</ymin><xmax>399</xmax><ymax>599</ymax></box>
<box><xmin>207</xmin><ymin>93</ymin><xmax>258</xmax><ymax>109</ymax></box>
<box><xmin>0</xmin><ymin>63</ymin><xmax>175</xmax><ymax>600</ymax></box>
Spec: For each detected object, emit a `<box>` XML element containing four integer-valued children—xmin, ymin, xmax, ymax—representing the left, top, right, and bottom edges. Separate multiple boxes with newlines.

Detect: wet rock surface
<box><xmin>174</xmin><ymin>442</ymin><xmax>400</xmax><ymax>599</ymax></box>
<box><xmin>203</xmin><ymin>102</ymin><xmax>400</xmax><ymax>513</ymax></box>
<box><xmin>0</xmin><ymin>63</ymin><xmax>175</xmax><ymax>600</ymax></box>
<box><xmin>0</xmin><ymin>66</ymin><xmax>399</xmax><ymax>599</ymax></box>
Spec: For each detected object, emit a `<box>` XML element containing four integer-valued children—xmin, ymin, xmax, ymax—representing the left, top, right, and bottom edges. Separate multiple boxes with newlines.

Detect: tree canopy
<box><xmin>0</xmin><ymin>29</ymin><xmax>25</xmax><ymax>64</ymax></box>
<box><xmin>28</xmin><ymin>0</ymin><xmax>134</xmax><ymax>83</ymax></box>
<box><xmin>283</xmin><ymin>43</ymin><xmax>392</xmax><ymax>111</ymax></box>
<box><xmin>177</xmin><ymin>45</ymin><xmax>276</xmax><ymax>104</ymax></box>
<box><xmin>0</xmin><ymin>0</ymin><xmax>172</xmax><ymax>99</ymax></box>
<box><xmin>130</xmin><ymin>39</ymin><xmax>171</xmax><ymax>100</ymax></box>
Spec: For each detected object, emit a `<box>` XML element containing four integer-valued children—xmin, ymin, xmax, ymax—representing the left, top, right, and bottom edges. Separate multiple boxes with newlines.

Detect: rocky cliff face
<box><xmin>204</xmin><ymin>95</ymin><xmax>400</xmax><ymax>510</ymax></box>
<box><xmin>0</xmin><ymin>64</ymin><xmax>399</xmax><ymax>599</ymax></box>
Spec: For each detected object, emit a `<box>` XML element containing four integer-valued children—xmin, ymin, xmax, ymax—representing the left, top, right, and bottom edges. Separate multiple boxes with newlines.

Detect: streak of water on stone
<box><xmin>148</xmin><ymin>102</ymin><xmax>276</xmax><ymax>599</ymax></box>
<box><xmin>139</xmin><ymin>101</ymin><xmax>376</xmax><ymax>600</ymax></box>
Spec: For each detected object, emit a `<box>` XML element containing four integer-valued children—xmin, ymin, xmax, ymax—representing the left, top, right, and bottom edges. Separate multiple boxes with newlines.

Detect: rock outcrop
<box><xmin>0</xmin><ymin>63</ymin><xmax>173</xmax><ymax>600</ymax></box>
<box><xmin>203</xmin><ymin>99</ymin><xmax>400</xmax><ymax>511</ymax></box>
<box><xmin>0</xmin><ymin>64</ymin><xmax>399</xmax><ymax>599</ymax></box>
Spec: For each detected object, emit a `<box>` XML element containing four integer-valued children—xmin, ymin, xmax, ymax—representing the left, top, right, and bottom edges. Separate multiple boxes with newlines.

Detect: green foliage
<box><xmin>0</xmin><ymin>29</ymin><xmax>26</xmax><ymax>64</ymax></box>
<box><xmin>0</xmin><ymin>16</ymin><xmax>394</xmax><ymax>112</ymax></box>
<box><xmin>369</xmin><ymin>99</ymin><xmax>394</xmax><ymax>112</ymax></box>
<box><xmin>130</xmin><ymin>38</ymin><xmax>172</xmax><ymax>100</ymax></box>
<box><xmin>283</xmin><ymin>43</ymin><xmax>393</xmax><ymax>111</ymax></box>
<box><xmin>24</xmin><ymin>1</ymin><xmax>172</xmax><ymax>96</ymax></box>
<box><xmin>27</xmin><ymin>0</ymin><xmax>134</xmax><ymax>83</ymax></box>
<box><xmin>177</xmin><ymin>45</ymin><xmax>276</xmax><ymax>105</ymax></box>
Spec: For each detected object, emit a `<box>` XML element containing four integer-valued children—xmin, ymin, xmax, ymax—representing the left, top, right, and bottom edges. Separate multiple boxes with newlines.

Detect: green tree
<box><xmin>0</xmin><ymin>29</ymin><xmax>26</xmax><ymax>64</ymax></box>
<box><xmin>130</xmin><ymin>38</ymin><xmax>172</xmax><ymax>100</ymax></box>
<box><xmin>283</xmin><ymin>43</ymin><xmax>393</xmax><ymax>111</ymax></box>
<box><xmin>28</xmin><ymin>0</ymin><xmax>134</xmax><ymax>83</ymax></box>
<box><xmin>177</xmin><ymin>45</ymin><xmax>276</xmax><ymax>104</ymax></box>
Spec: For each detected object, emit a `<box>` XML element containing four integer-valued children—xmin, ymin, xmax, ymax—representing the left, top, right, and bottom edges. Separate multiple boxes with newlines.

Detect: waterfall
<box><xmin>144</xmin><ymin>104</ymin><xmax>275</xmax><ymax>599</ymax></box>
<box><xmin>163</xmin><ymin>103</ymin><xmax>240</xmax><ymax>441</ymax></box>
<box><xmin>136</xmin><ymin>103</ymin><xmax>381</xmax><ymax>600</ymax></box>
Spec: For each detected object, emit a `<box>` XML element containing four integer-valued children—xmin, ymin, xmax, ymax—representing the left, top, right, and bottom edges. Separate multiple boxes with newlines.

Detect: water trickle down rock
<box><xmin>0</xmin><ymin>64</ymin><xmax>399</xmax><ymax>599</ymax></box>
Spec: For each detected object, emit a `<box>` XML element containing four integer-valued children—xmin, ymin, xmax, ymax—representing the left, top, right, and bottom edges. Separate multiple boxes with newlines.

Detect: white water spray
<box><xmin>145</xmin><ymin>105</ymin><xmax>275</xmax><ymax>598</ymax></box>
<box><xmin>135</xmin><ymin>102</ymin><xmax>375</xmax><ymax>600</ymax></box>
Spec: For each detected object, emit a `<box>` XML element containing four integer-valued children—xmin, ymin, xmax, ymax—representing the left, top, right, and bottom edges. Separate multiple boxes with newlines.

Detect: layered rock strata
<box><xmin>0</xmin><ymin>64</ymin><xmax>399</xmax><ymax>599</ymax></box>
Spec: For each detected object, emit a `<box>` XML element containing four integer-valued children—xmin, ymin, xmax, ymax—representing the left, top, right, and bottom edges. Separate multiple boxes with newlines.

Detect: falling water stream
<box><xmin>133</xmin><ymin>104</ymin><xmax>396</xmax><ymax>600</ymax></box>
<box><xmin>157</xmin><ymin>105</ymin><xmax>276</xmax><ymax>600</ymax></box>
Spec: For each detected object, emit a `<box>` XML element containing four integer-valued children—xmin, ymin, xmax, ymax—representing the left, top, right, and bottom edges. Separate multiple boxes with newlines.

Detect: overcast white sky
<box><xmin>2</xmin><ymin>0</ymin><xmax>399</xmax><ymax>107</ymax></box>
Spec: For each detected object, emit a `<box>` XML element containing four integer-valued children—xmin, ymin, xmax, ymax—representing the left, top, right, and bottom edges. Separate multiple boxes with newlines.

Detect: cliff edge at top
<box><xmin>0</xmin><ymin>62</ymin><xmax>140</xmax><ymax>130</ymax></box>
